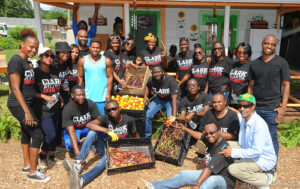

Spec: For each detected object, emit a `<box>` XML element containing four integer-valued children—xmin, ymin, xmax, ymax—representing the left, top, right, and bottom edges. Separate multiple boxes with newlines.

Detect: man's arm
<box><xmin>105</xmin><ymin>57</ymin><xmax>113</xmax><ymax>101</ymax></box>
<box><xmin>176</xmin><ymin>123</ymin><xmax>203</xmax><ymax>140</ymax></box>
<box><xmin>77</xmin><ymin>57</ymin><xmax>85</xmax><ymax>86</ymax></box>
<box><xmin>66</xmin><ymin>126</ymin><xmax>80</xmax><ymax>157</ymax></box>
<box><xmin>86</xmin><ymin>119</ymin><xmax>109</xmax><ymax>133</ymax></box>
<box><xmin>274</xmin><ymin>80</ymin><xmax>290</xmax><ymax>123</ymax></box>
<box><xmin>221</xmin><ymin>132</ymin><xmax>236</xmax><ymax>140</ymax></box>
<box><xmin>178</xmin><ymin>73</ymin><xmax>190</xmax><ymax>87</ymax></box>
<box><xmin>192</xmin><ymin>168</ymin><xmax>211</xmax><ymax>189</ymax></box>
<box><xmin>195</xmin><ymin>105</ymin><xmax>210</xmax><ymax>117</ymax></box>
<box><xmin>171</xmin><ymin>94</ymin><xmax>178</xmax><ymax>116</ymax></box>
<box><xmin>112</xmin><ymin>71</ymin><xmax>128</xmax><ymax>89</ymax></box>
<box><xmin>89</xmin><ymin>4</ymin><xmax>100</xmax><ymax>38</ymax></box>
<box><xmin>248</xmin><ymin>80</ymin><xmax>254</xmax><ymax>94</ymax></box>
<box><xmin>72</xmin><ymin>4</ymin><xmax>79</xmax><ymax>37</ymax></box>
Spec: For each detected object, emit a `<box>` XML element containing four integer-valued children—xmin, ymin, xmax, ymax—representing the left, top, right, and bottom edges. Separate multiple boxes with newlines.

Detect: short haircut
<box><xmin>90</xmin><ymin>38</ymin><xmax>102</xmax><ymax>46</ymax></box>
<box><xmin>187</xmin><ymin>78</ymin><xmax>199</xmax><ymax>85</ymax></box>
<box><xmin>204</xmin><ymin>120</ymin><xmax>220</xmax><ymax>130</ymax></box>
<box><xmin>106</xmin><ymin>100</ymin><xmax>119</xmax><ymax>107</ymax></box>
<box><xmin>236</xmin><ymin>42</ymin><xmax>252</xmax><ymax>57</ymax></box>
<box><xmin>152</xmin><ymin>64</ymin><xmax>164</xmax><ymax>71</ymax></box>
<box><xmin>194</xmin><ymin>43</ymin><xmax>203</xmax><ymax>49</ymax></box>
<box><xmin>20</xmin><ymin>28</ymin><xmax>37</xmax><ymax>42</ymax></box>
<box><xmin>179</xmin><ymin>37</ymin><xmax>189</xmax><ymax>43</ymax></box>
<box><xmin>213</xmin><ymin>92</ymin><xmax>226</xmax><ymax>101</ymax></box>
<box><xmin>71</xmin><ymin>85</ymin><xmax>84</xmax><ymax>93</ymax></box>
<box><xmin>78</xmin><ymin>20</ymin><xmax>88</xmax><ymax>31</ymax></box>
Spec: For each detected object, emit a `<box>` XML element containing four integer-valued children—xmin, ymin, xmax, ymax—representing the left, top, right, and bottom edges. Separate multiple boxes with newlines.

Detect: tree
<box><xmin>41</xmin><ymin>7</ymin><xmax>69</xmax><ymax>20</ymax></box>
<box><xmin>0</xmin><ymin>0</ymin><xmax>34</xmax><ymax>18</ymax></box>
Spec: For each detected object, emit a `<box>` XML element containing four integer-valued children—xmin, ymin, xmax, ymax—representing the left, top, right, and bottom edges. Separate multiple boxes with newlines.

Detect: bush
<box><xmin>278</xmin><ymin>119</ymin><xmax>300</xmax><ymax>148</ymax></box>
<box><xmin>0</xmin><ymin>107</ymin><xmax>21</xmax><ymax>141</ymax></box>
<box><xmin>47</xmin><ymin>43</ymin><xmax>55</xmax><ymax>50</ymax></box>
<box><xmin>8</xmin><ymin>26</ymin><xmax>36</xmax><ymax>44</ymax></box>
<box><xmin>0</xmin><ymin>37</ymin><xmax>17</xmax><ymax>50</ymax></box>
<box><xmin>45</xmin><ymin>33</ymin><xmax>53</xmax><ymax>44</ymax></box>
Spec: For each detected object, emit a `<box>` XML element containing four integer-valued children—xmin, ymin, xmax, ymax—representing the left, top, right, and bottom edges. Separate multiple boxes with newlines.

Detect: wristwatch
<box><xmin>193</xmin><ymin>181</ymin><xmax>200</xmax><ymax>186</ymax></box>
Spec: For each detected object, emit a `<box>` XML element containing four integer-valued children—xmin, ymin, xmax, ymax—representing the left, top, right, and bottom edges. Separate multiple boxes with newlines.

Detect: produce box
<box><xmin>154</xmin><ymin>122</ymin><xmax>191</xmax><ymax>166</ymax></box>
<box><xmin>106</xmin><ymin>138</ymin><xmax>155</xmax><ymax>174</ymax></box>
<box><xmin>119</xmin><ymin>66</ymin><xmax>152</xmax><ymax>96</ymax></box>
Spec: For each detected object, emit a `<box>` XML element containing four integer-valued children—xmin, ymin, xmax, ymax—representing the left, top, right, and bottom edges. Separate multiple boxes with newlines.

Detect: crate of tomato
<box><xmin>119</xmin><ymin>66</ymin><xmax>151</xmax><ymax>96</ymax></box>
<box><xmin>154</xmin><ymin>121</ymin><xmax>191</xmax><ymax>166</ymax></box>
<box><xmin>106</xmin><ymin>138</ymin><xmax>155</xmax><ymax>174</ymax></box>
<box><xmin>112</xmin><ymin>94</ymin><xmax>146</xmax><ymax>137</ymax></box>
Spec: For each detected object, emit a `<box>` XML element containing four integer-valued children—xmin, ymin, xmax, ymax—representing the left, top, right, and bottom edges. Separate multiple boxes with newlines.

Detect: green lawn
<box><xmin>0</xmin><ymin>49</ymin><xmax>19</xmax><ymax>65</ymax></box>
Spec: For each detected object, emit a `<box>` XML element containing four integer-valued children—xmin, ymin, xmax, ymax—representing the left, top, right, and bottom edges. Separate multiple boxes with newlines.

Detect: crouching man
<box><xmin>219</xmin><ymin>93</ymin><xmax>277</xmax><ymax>188</ymax></box>
<box><xmin>64</xmin><ymin>100</ymin><xmax>139</xmax><ymax>188</ymax></box>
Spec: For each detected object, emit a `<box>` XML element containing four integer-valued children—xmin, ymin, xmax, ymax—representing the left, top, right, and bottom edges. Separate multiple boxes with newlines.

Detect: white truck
<box><xmin>0</xmin><ymin>23</ymin><xmax>8</xmax><ymax>37</ymax></box>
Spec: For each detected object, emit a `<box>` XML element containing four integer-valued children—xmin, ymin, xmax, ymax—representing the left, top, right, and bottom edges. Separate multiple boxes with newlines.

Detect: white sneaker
<box><xmin>27</xmin><ymin>170</ymin><xmax>50</xmax><ymax>182</ymax></box>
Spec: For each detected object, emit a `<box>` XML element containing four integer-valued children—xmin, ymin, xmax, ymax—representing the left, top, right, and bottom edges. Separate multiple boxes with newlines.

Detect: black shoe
<box><xmin>68</xmin><ymin>151</ymin><xmax>75</xmax><ymax>159</ymax></box>
<box><xmin>38</xmin><ymin>153</ymin><xmax>48</xmax><ymax>168</ymax></box>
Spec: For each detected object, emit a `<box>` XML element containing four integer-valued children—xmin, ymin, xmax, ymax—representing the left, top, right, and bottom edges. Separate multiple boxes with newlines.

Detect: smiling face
<box><xmin>212</xmin><ymin>94</ymin><xmax>226</xmax><ymax>112</ymax></box>
<box><xmin>213</xmin><ymin>42</ymin><xmax>224</xmax><ymax>58</ymax></box>
<box><xmin>106</xmin><ymin>101</ymin><xmax>121</xmax><ymax>119</ymax></box>
<box><xmin>21</xmin><ymin>37</ymin><xmax>39</xmax><ymax>58</ymax></box>
<box><xmin>71</xmin><ymin>88</ymin><xmax>86</xmax><ymax>105</ymax></box>
<box><xmin>194</xmin><ymin>47</ymin><xmax>205</xmax><ymax>62</ymax></box>
<box><xmin>77</xmin><ymin>30</ymin><xmax>88</xmax><ymax>47</ymax></box>
<box><xmin>124</xmin><ymin>40</ymin><xmax>134</xmax><ymax>52</ymax></box>
<box><xmin>147</xmin><ymin>38</ymin><xmax>157</xmax><ymax>51</ymax></box>
<box><xmin>204</xmin><ymin>123</ymin><xmax>221</xmax><ymax>144</ymax></box>
<box><xmin>89</xmin><ymin>42</ymin><xmax>101</xmax><ymax>57</ymax></box>
<box><xmin>110</xmin><ymin>39</ymin><xmax>120</xmax><ymax>52</ymax></box>
<box><xmin>238</xmin><ymin>100</ymin><xmax>255</xmax><ymax>120</ymax></box>
<box><xmin>236</xmin><ymin>46</ymin><xmax>249</xmax><ymax>64</ymax></box>
<box><xmin>262</xmin><ymin>35</ymin><xmax>277</xmax><ymax>56</ymax></box>
<box><xmin>152</xmin><ymin>66</ymin><xmax>164</xmax><ymax>81</ymax></box>
<box><xmin>58</xmin><ymin>51</ymin><xmax>69</xmax><ymax>63</ymax></box>
<box><xmin>71</xmin><ymin>47</ymin><xmax>79</xmax><ymax>62</ymax></box>
<box><xmin>179</xmin><ymin>40</ymin><xmax>189</xmax><ymax>54</ymax></box>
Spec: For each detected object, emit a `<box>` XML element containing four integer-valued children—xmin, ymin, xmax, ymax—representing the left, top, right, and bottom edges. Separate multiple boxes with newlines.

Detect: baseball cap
<box><xmin>238</xmin><ymin>93</ymin><xmax>256</xmax><ymax>105</ymax></box>
<box><xmin>38</xmin><ymin>46</ymin><xmax>55</xmax><ymax>57</ymax></box>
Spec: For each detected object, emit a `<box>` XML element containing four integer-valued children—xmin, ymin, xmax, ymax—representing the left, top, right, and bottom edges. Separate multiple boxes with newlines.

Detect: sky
<box><xmin>30</xmin><ymin>0</ymin><xmax>54</xmax><ymax>10</ymax></box>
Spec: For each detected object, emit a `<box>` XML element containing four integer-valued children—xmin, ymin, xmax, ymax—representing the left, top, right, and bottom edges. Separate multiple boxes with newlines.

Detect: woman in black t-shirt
<box><xmin>122</xmin><ymin>38</ymin><xmax>138</xmax><ymax>69</ymax></box>
<box><xmin>207</xmin><ymin>41</ymin><xmax>232</xmax><ymax>99</ymax></box>
<box><xmin>137</xmin><ymin>33</ymin><xmax>167</xmax><ymax>69</ymax></box>
<box><xmin>178</xmin><ymin>43</ymin><xmax>209</xmax><ymax>93</ymax></box>
<box><xmin>104</xmin><ymin>34</ymin><xmax>127</xmax><ymax>93</ymax></box>
<box><xmin>7</xmin><ymin>29</ymin><xmax>50</xmax><ymax>181</ymax></box>
<box><xmin>34</xmin><ymin>47</ymin><xmax>63</xmax><ymax>167</ymax></box>
<box><xmin>229</xmin><ymin>42</ymin><xmax>252</xmax><ymax>108</ymax></box>
<box><xmin>68</xmin><ymin>44</ymin><xmax>80</xmax><ymax>91</ymax></box>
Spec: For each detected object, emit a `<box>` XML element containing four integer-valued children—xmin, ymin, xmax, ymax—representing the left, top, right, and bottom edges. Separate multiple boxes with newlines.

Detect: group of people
<box><xmin>6</xmin><ymin>6</ymin><xmax>290</xmax><ymax>188</ymax></box>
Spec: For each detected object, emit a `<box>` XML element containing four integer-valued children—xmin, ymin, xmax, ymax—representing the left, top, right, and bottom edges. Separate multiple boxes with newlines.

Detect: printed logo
<box><xmin>145</xmin><ymin>55</ymin><xmax>162</xmax><ymax>65</ymax></box>
<box><xmin>209</xmin><ymin>66</ymin><xmax>224</xmax><ymax>77</ymax></box>
<box><xmin>24</xmin><ymin>69</ymin><xmax>35</xmax><ymax>84</ymax></box>
<box><xmin>41</xmin><ymin>78</ymin><xmax>61</xmax><ymax>93</ymax></box>
<box><xmin>230</xmin><ymin>69</ymin><xmax>247</xmax><ymax>83</ymax></box>
<box><xmin>108</xmin><ymin>124</ymin><xmax>128</xmax><ymax>138</ymax></box>
<box><xmin>177</xmin><ymin>58</ymin><xmax>193</xmax><ymax>70</ymax></box>
<box><xmin>192</xmin><ymin>67</ymin><xmax>208</xmax><ymax>78</ymax></box>
<box><xmin>73</xmin><ymin>112</ymin><xmax>92</xmax><ymax>128</ymax></box>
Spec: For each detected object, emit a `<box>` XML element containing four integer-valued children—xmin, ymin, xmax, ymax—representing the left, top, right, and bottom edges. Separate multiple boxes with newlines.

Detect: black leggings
<box><xmin>8</xmin><ymin>106</ymin><xmax>44</xmax><ymax>149</ymax></box>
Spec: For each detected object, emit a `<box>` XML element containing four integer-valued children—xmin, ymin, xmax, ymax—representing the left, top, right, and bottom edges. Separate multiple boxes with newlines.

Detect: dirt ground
<box><xmin>0</xmin><ymin>140</ymin><xmax>299</xmax><ymax>189</ymax></box>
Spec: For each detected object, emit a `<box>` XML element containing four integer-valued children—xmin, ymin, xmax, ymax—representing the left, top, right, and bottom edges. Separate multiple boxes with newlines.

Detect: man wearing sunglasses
<box><xmin>64</xmin><ymin>100</ymin><xmax>139</xmax><ymax>188</ymax></box>
<box><xmin>138</xmin><ymin>121</ymin><xmax>235</xmax><ymax>189</ymax></box>
<box><xmin>219</xmin><ymin>93</ymin><xmax>277</xmax><ymax>188</ymax></box>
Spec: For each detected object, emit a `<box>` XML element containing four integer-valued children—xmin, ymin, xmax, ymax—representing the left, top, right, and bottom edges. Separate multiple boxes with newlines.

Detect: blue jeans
<box><xmin>152</xmin><ymin>170</ymin><xmax>227</xmax><ymax>189</ymax></box>
<box><xmin>40</xmin><ymin>113</ymin><xmax>59</xmax><ymax>152</ymax></box>
<box><xmin>76</xmin><ymin>131</ymin><xmax>106</xmax><ymax>185</ymax></box>
<box><xmin>63</xmin><ymin>127</ymin><xmax>89</xmax><ymax>151</ymax></box>
<box><xmin>145</xmin><ymin>97</ymin><xmax>174</xmax><ymax>138</ymax></box>
<box><xmin>95</xmin><ymin>102</ymin><xmax>106</xmax><ymax>115</ymax></box>
<box><xmin>255</xmin><ymin>109</ymin><xmax>279</xmax><ymax>157</ymax></box>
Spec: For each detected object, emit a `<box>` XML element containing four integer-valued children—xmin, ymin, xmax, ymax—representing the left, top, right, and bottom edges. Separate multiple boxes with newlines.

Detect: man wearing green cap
<box><xmin>219</xmin><ymin>93</ymin><xmax>277</xmax><ymax>188</ymax></box>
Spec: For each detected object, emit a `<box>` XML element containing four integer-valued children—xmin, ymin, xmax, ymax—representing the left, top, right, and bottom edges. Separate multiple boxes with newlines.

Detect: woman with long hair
<box><xmin>68</xmin><ymin>44</ymin><xmax>80</xmax><ymax>90</ymax></box>
<box><xmin>178</xmin><ymin>43</ymin><xmax>209</xmax><ymax>93</ymax></box>
<box><xmin>122</xmin><ymin>37</ymin><xmax>138</xmax><ymax>69</ymax></box>
<box><xmin>33</xmin><ymin>47</ymin><xmax>63</xmax><ymax>168</ymax></box>
<box><xmin>207</xmin><ymin>41</ymin><xmax>233</xmax><ymax>99</ymax></box>
<box><xmin>229</xmin><ymin>42</ymin><xmax>252</xmax><ymax>108</ymax></box>
<box><xmin>105</xmin><ymin>34</ymin><xmax>127</xmax><ymax>92</ymax></box>
<box><xmin>7</xmin><ymin>29</ymin><xmax>50</xmax><ymax>181</ymax></box>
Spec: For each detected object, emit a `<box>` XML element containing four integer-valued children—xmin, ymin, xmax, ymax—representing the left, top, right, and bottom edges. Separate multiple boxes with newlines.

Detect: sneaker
<box><xmin>136</xmin><ymin>179</ymin><xmax>154</xmax><ymax>189</ymax></box>
<box><xmin>67</xmin><ymin>166</ymin><xmax>81</xmax><ymax>189</ymax></box>
<box><xmin>22</xmin><ymin>167</ymin><xmax>44</xmax><ymax>174</ymax></box>
<box><xmin>79</xmin><ymin>176</ymin><xmax>84</xmax><ymax>188</ymax></box>
<box><xmin>266</xmin><ymin>172</ymin><xmax>276</xmax><ymax>184</ymax></box>
<box><xmin>63</xmin><ymin>160</ymin><xmax>81</xmax><ymax>174</ymax></box>
<box><xmin>28</xmin><ymin>170</ymin><xmax>50</xmax><ymax>182</ymax></box>
<box><xmin>38</xmin><ymin>153</ymin><xmax>48</xmax><ymax>168</ymax></box>
<box><xmin>68</xmin><ymin>151</ymin><xmax>75</xmax><ymax>159</ymax></box>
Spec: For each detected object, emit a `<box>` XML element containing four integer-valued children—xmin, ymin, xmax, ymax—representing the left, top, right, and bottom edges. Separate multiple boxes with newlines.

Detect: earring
<box><xmin>20</xmin><ymin>49</ymin><xmax>25</xmax><ymax>53</ymax></box>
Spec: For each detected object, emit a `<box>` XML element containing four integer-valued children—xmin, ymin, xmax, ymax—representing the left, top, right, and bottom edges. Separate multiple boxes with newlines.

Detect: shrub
<box><xmin>0</xmin><ymin>107</ymin><xmax>21</xmax><ymax>141</ymax></box>
<box><xmin>45</xmin><ymin>33</ymin><xmax>53</xmax><ymax>44</ymax></box>
<box><xmin>8</xmin><ymin>26</ymin><xmax>36</xmax><ymax>44</ymax></box>
<box><xmin>0</xmin><ymin>37</ymin><xmax>17</xmax><ymax>50</ymax></box>
<box><xmin>278</xmin><ymin>119</ymin><xmax>300</xmax><ymax>148</ymax></box>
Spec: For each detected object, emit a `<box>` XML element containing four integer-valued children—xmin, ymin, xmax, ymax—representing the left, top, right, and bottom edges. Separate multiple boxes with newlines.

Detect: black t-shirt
<box><xmin>104</xmin><ymin>50</ymin><xmax>125</xmax><ymax>79</ymax></box>
<box><xmin>62</xmin><ymin>99</ymin><xmax>100</xmax><ymax>129</ymax></box>
<box><xmin>146</xmin><ymin>74</ymin><xmax>179</xmax><ymax>101</ymax></box>
<box><xmin>229</xmin><ymin>61</ymin><xmax>250</xmax><ymax>96</ymax></box>
<box><xmin>175</xmin><ymin>51</ymin><xmax>194</xmax><ymax>80</ymax></box>
<box><xmin>51</xmin><ymin>61</ymin><xmax>70</xmax><ymax>101</ymax></box>
<box><xmin>33</xmin><ymin>68</ymin><xmax>61</xmax><ymax>119</ymax></box>
<box><xmin>208</xmin><ymin>57</ymin><xmax>232</xmax><ymax>93</ymax></box>
<box><xmin>201</xmin><ymin>109</ymin><xmax>239</xmax><ymax>139</ymax></box>
<box><xmin>79</xmin><ymin>49</ymin><xmax>90</xmax><ymax>58</ymax></box>
<box><xmin>249</xmin><ymin>55</ymin><xmax>290</xmax><ymax>110</ymax></box>
<box><xmin>7</xmin><ymin>54</ymin><xmax>35</xmax><ymax>107</ymax></box>
<box><xmin>180</xmin><ymin>94</ymin><xmax>210</xmax><ymax>128</ymax></box>
<box><xmin>67</xmin><ymin>63</ymin><xmax>78</xmax><ymax>91</ymax></box>
<box><xmin>122</xmin><ymin>53</ymin><xmax>136</xmax><ymax>65</ymax></box>
<box><xmin>140</xmin><ymin>47</ymin><xmax>163</xmax><ymax>69</ymax></box>
<box><xmin>97</xmin><ymin>114</ymin><xmax>136</xmax><ymax>138</ymax></box>
<box><xmin>189</xmin><ymin>60</ymin><xmax>209</xmax><ymax>90</ymax></box>
<box><xmin>202</xmin><ymin>136</ymin><xmax>236</xmax><ymax>189</ymax></box>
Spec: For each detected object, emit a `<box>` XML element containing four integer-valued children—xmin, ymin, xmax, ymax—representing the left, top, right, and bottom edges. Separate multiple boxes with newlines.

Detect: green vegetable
<box><xmin>278</xmin><ymin>119</ymin><xmax>300</xmax><ymax>148</ymax></box>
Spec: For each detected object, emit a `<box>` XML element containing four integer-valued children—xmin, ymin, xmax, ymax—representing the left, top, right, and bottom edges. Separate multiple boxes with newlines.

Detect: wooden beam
<box><xmin>160</xmin><ymin>7</ymin><xmax>165</xmax><ymax>50</ymax></box>
<box><xmin>42</xmin><ymin>2</ymin><xmax>74</xmax><ymax>10</ymax></box>
<box><xmin>289</xmin><ymin>96</ymin><xmax>300</xmax><ymax>104</ymax></box>
<box><xmin>290</xmin><ymin>69</ymin><xmax>300</xmax><ymax>76</ymax></box>
<box><xmin>280</xmin><ymin>7</ymin><xmax>300</xmax><ymax>14</ymax></box>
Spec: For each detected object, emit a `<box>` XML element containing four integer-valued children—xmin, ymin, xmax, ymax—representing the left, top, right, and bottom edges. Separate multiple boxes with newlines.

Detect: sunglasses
<box><xmin>204</xmin><ymin>129</ymin><xmax>219</xmax><ymax>136</ymax></box>
<box><xmin>109</xmin><ymin>35</ymin><xmax>121</xmax><ymax>41</ymax></box>
<box><xmin>236</xmin><ymin>51</ymin><xmax>248</xmax><ymax>56</ymax></box>
<box><xmin>43</xmin><ymin>54</ymin><xmax>55</xmax><ymax>59</ymax></box>
<box><xmin>194</xmin><ymin>51</ymin><xmax>203</xmax><ymax>56</ymax></box>
<box><xmin>237</xmin><ymin>104</ymin><xmax>252</xmax><ymax>109</ymax></box>
<box><xmin>213</xmin><ymin>47</ymin><xmax>223</xmax><ymax>51</ymax></box>
<box><xmin>106</xmin><ymin>107</ymin><xmax>118</xmax><ymax>113</ymax></box>
<box><xmin>187</xmin><ymin>84</ymin><xmax>198</xmax><ymax>88</ymax></box>
<box><xmin>126</xmin><ymin>42</ymin><xmax>135</xmax><ymax>47</ymax></box>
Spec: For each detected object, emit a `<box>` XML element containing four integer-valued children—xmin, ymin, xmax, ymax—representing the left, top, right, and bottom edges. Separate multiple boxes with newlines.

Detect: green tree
<box><xmin>45</xmin><ymin>33</ymin><xmax>52</xmax><ymax>44</ymax></box>
<box><xmin>0</xmin><ymin>0</ymin><xmax>34</xmax><ymax>18</ymax></box>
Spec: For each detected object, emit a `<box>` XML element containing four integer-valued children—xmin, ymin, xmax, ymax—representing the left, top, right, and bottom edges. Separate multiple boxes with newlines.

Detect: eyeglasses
<box><xmin>237</xmin><ymin>104</ymin><xmax>252</xmax><ymax>109</ymax></box>
<box><xmin>187</xmin><ymin>84</ymin><xmax>198</xmax><ymax>88</ymax></box>
<box><xmin>109</xmin><ymin>35</ymin><xmax>121</xmax><ymax>41</ymax></box>
<box><xmin>194</xmin><ymin>51</ymin><xmax>203</xmax><ymax>56</ymax></box>
<box><xmin>236</xmin><ymin>51</ymin><xmax>248</xmax><ymax>56</ymax></box>
<box><xmin>106</xmin><ymin>107</ymin><xmax>118</xmax><ymax>113</ymax></box>
<box><xmin>126</xmin><ymin>41</ymin><xmax>135</xmax><ymax>47</ymax></box>
<box><xmin>43</xmin><ymin>54</ymin><xmax>55</xmax><ymax>59</ymax></box>
<box><xmin>204</xmin><ymin>129</ymin><xmax>219</xmax><ymax>136</ymax></box>
<box><xmin>213</xmin><ymin>47</ymin><xmax>223</xmax><ymax>51</ymax></box>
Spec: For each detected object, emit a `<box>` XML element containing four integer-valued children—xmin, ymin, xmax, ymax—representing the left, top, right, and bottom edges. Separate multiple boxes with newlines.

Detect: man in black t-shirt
<box><xmin>144</xmin><ymin>64</ymin><xmax>179</xmax><ymax>137</ymax></box>
<box><xmin>77</xmin><ymin>30</ymin><xmax>90</xmax><ymax>57</ymax></box>
<box><xmin>62</xmin><ymin>85</ymin><xmax>100</xmax><ymax>158</ymax></box>
<box><xmin>139</xmin><ymin>121</ymin><xmax>235</xmax><ymax>189</ymax></box>
<box><xmin>248</xmin><ymin>34</ymin><xmax>290</xmax><ymax>157</ymax></box>
<box><xmin>177</xmin><ymin>79</ymin><xmax>210</xmax><ymax>131</ymax></box>
<box><xmin>201</xmin><ymin>93</ymin><xmax>240</xmax><ymax>141</ymax></box>
<box><xmin>64</xmin><ymin>100</ymin><xmax>138</xmax><ymax>188</ymax></box>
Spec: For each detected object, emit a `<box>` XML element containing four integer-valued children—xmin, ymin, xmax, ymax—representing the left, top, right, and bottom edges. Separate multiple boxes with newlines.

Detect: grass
<box><xmin>0</xmin><ymin>49</ymin><xmax>19</xmax><ymax>65</ymax></box>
